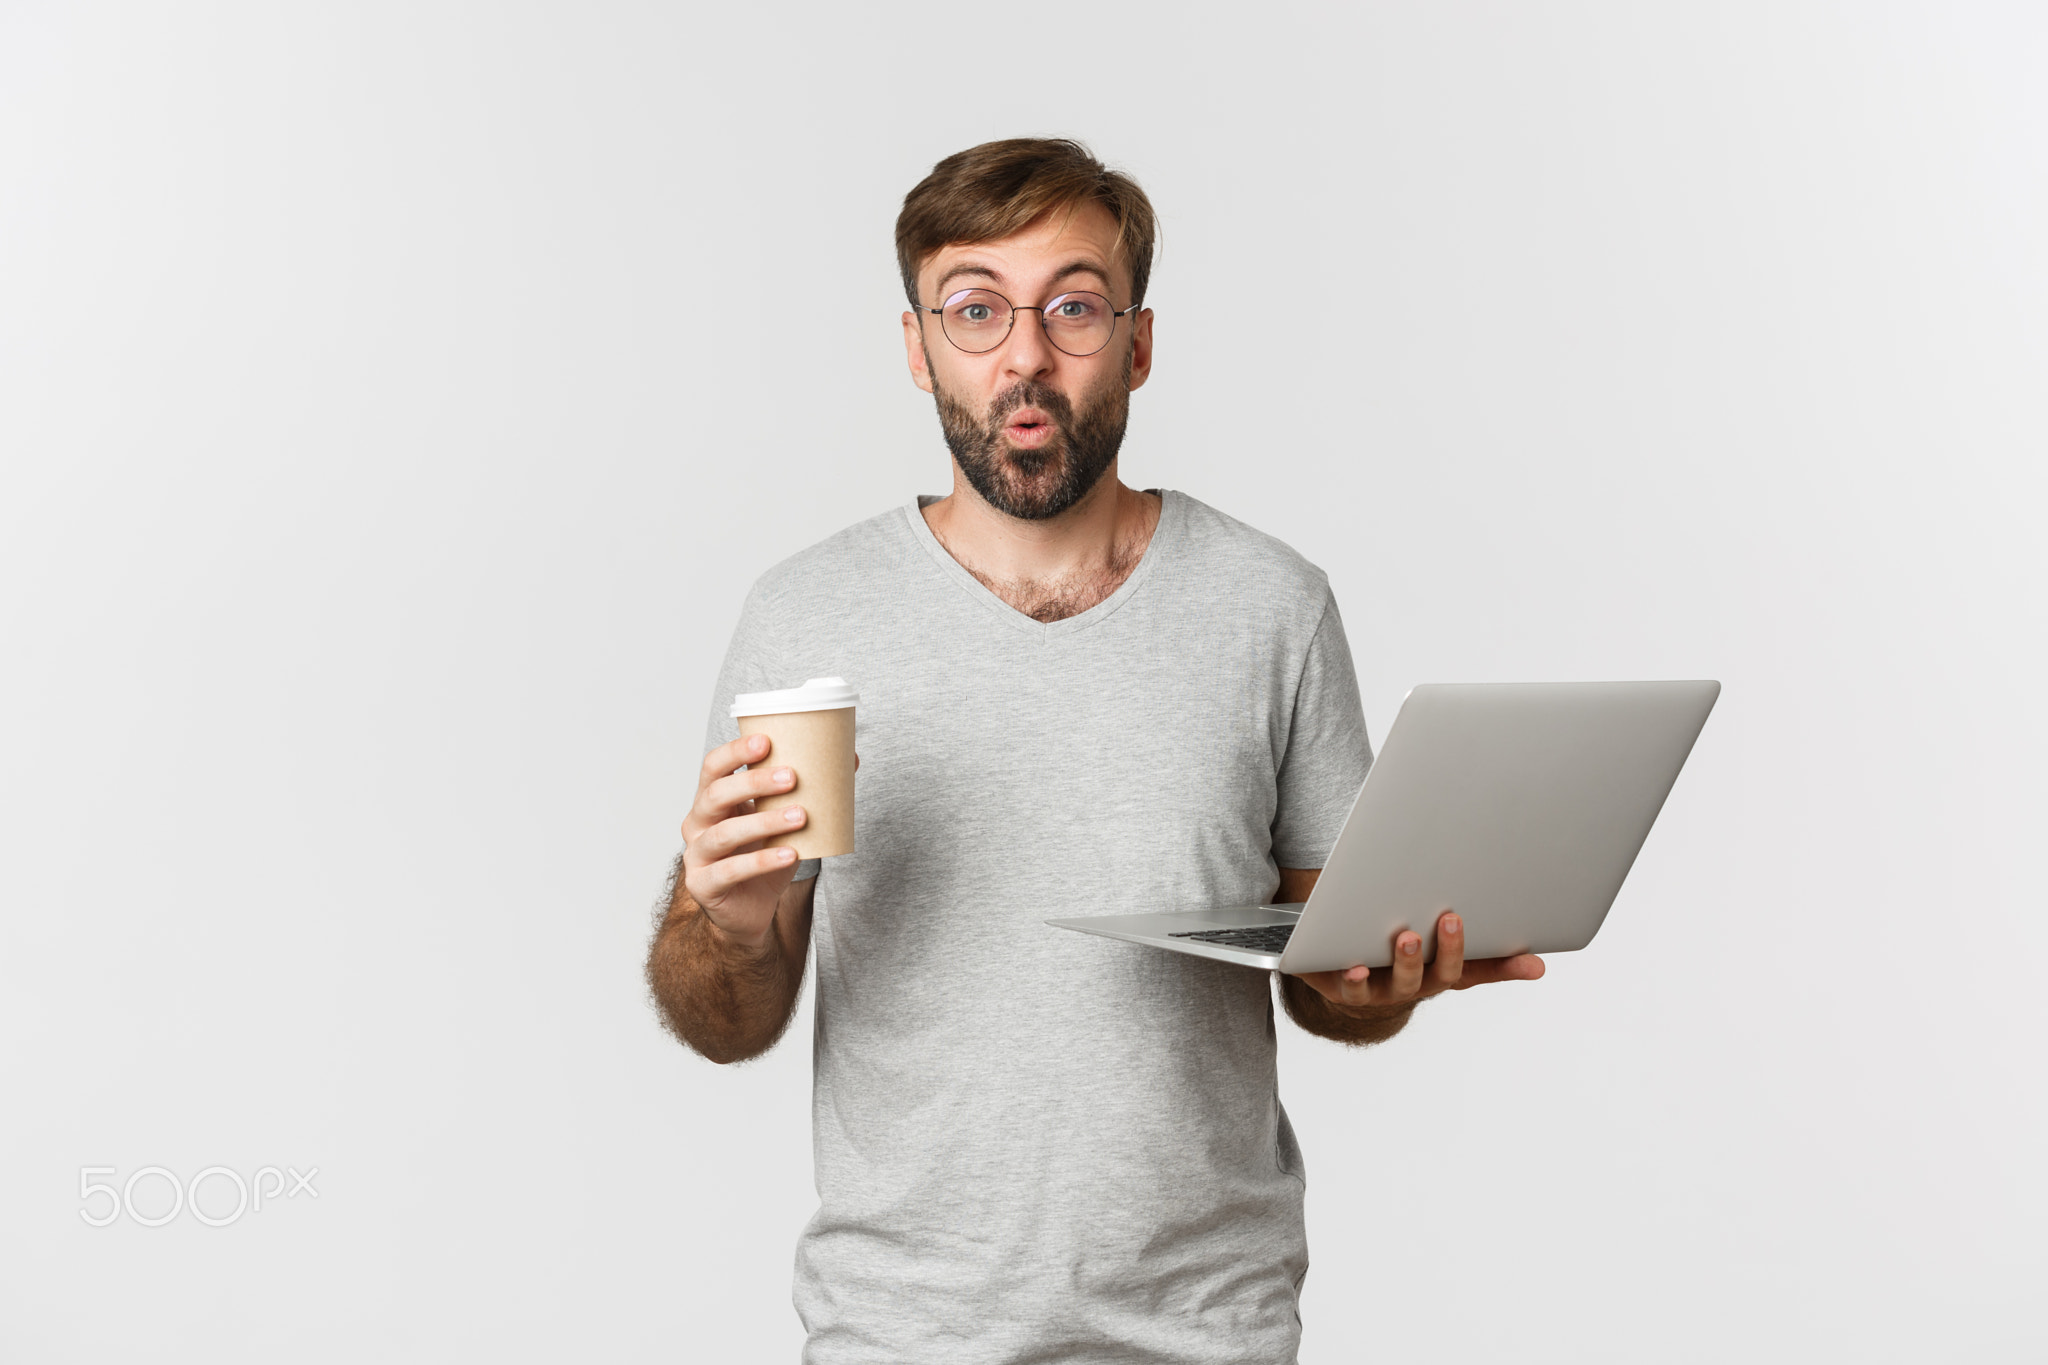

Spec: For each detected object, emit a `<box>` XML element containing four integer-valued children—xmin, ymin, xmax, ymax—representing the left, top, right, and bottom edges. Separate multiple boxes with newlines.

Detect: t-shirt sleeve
<box><xmin>702</xmin><ymin>578</ymin><xmax>821</xmax><ymax>883</ymax></box>
<box><xmin>1269</xmin><ymin>589</ymin><xmax>1374</xmax><ymax>869</ymax></box>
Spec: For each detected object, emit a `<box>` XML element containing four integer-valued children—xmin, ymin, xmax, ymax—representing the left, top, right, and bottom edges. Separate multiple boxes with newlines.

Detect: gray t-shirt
<box><xmin>704</xmin><ymin>490</ymin><xmax>1372</xmax><ymax>1365</ymax></box>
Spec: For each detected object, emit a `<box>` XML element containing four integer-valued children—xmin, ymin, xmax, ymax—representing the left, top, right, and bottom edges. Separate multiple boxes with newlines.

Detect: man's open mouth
<box><xmin>1003</xmin><ymin>407</ymin><xmax>1056</xmax><ymax>449</ymax></box>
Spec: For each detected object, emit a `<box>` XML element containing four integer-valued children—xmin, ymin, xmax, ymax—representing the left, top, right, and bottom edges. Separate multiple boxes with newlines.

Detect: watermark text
<box><xmin>79</xmin><ymin>1165</ymin><xmax>320</xmax><ymax>1227</ymax></box>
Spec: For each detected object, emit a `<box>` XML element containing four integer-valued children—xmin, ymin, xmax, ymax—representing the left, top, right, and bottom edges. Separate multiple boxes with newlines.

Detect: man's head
<box><xmin>897</xmin><ymin>139</ymin><xmax>1157</xmax><ymax>521</ymax></box>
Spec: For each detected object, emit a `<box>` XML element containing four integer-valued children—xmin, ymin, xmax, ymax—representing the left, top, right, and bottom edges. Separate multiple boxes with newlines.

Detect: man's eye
<box><xmin>959</xmin><ymin>304</ymin><xmax>995</xmax><ymax>323</ymax></box>
<box><xmin>1052</xmin><ymin>297</ymin><xmax>1099</xmax><ymax>319</ymax></box>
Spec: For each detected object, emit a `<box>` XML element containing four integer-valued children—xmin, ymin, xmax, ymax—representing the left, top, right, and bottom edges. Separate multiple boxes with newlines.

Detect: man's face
<box><xmin>902</xmin><ymin>203</ymin><xmax>1154</xmax><ymax>521</ymax></box>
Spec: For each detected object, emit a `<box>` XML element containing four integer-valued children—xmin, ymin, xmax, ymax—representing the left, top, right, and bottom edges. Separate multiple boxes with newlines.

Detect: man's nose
<box><xmin>996</xmin><ymin>307</ymin><xmax>1057</xmax><ymax>383</ymax></box>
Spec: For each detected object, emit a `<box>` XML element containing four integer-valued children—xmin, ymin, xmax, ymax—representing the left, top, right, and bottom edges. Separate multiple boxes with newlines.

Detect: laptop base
<box><xmin>1044</xmin><ymin>905</ymin><xmax>1304</xmax><ymax>969</ymax></box>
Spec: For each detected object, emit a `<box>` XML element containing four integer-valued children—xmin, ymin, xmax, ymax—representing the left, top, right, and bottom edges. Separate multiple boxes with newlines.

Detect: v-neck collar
<box><xmin>902</xmin><ymin>489</ymin><xmax>1184</xmax><ymax>639</ymax></box>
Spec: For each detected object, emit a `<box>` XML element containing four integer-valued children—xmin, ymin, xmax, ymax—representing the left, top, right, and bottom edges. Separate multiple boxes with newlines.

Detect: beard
<box><xmin>931</xmin><ymin>352</ymin><xmax>1132</xmax><ymax>522</ymax></box>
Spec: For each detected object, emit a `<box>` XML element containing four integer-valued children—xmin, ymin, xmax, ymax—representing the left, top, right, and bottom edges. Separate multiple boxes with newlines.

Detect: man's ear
<box><xmin>1126</xmin><ymin>307</ymin><xmax>1155</xmax><ymax>393</ymax></box>
<box><xmin>903</xmin><ymin>312</ymin><xmax>935</xmax><ymax>394</ymax></box>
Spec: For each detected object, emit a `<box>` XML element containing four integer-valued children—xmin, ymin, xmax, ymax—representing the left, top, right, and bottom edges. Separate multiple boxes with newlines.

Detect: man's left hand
<box><xmin>1293</xmin><ymin>911</ymin><xmax>1545</xmax><ymax>1015</ymax></box>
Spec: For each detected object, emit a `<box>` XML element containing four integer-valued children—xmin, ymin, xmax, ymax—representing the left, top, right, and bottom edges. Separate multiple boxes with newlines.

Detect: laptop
<box><xmin>1046</xmin><ymin>680</ymin><xmax>1719</xmax><ymax>973</ymax></box>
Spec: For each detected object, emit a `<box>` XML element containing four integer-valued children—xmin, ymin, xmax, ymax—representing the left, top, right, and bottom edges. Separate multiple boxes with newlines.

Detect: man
<box><xmin>646</xmin><ymin>138</ymin><xmax>1544</xmax><ymax>1363</ymax></box>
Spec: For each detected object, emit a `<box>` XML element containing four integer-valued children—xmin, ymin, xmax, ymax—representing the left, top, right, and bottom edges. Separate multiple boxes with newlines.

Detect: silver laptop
<box><xmin>1047</xmin><ymin>680</ymin><xmax>1719</xmax><ymax>973</ymax></box>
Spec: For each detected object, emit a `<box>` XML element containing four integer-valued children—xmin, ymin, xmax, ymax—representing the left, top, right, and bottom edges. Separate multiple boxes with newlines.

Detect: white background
<box><xmin>3</xmin><ymin>3</ymin><xmax>2043</xmax><ymax>1361</ymax></box>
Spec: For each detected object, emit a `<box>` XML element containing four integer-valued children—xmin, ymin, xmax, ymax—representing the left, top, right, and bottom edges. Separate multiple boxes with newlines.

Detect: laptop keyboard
<box><xmin>1169</xmin><ymin>924</ymin><xmax>1296</xmax><ymax>954</ymax></box>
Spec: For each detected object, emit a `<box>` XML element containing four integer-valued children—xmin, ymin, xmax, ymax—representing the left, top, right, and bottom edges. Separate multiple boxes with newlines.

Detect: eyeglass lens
<box><xmin>939</xmin><ymin>289</ymin><xmax>1118</xmax><ymax>356</ymax></box>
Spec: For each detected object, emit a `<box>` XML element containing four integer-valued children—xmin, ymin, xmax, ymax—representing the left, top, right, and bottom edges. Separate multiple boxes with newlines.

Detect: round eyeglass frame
<box><xmin>911</xmin><ymin>288</ymin><xmax>1142</xmax><ymax>358</ymax></box>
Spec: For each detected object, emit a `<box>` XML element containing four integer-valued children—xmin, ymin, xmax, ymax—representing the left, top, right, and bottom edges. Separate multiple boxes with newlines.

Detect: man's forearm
<box><xmin>646</xmin><ymin>872</ymin><xmax>808</xmax><ymax>1064</ymax></box>
<box><xmin>1277</xmin><ymin>972</ymin><xmax>1418</xmax><ymax>1047</ymax></box>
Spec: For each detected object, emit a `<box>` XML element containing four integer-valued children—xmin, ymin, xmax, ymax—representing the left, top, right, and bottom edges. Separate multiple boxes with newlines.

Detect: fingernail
<box><xmin>1445</xmin><ymin>914</ymin><xmax>1461</xmax><ymax>934</ymax></box>
<box><xmin>1402</xmin><ymin>938</ymin><xmax>1419</xmax><ymax>956</ymax></box>
<box><xmin>783</xmin><ymin>806</ymin><xmax>804</xmax><ymax>824</ymax></box>
<box><xmin>750</xmin><ymin>735</ymin><xmax>767</xmax><ymax>752</ymax></box>
<box><xmin>773</xmin><ymin>768</ymin><xmax>794</xmax><ymax>784</ymax></box>
<box><xmin>778</xmin><ymin>847</ymin><xmax>797</xmax><ymax>862</ymax></box>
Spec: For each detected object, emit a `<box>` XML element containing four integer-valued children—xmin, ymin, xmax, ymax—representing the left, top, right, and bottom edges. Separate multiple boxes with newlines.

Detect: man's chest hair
<box><xmin>955</xmin><ymin>537</ymin><xmax>1145</xmax><ymax>624</ymax></box>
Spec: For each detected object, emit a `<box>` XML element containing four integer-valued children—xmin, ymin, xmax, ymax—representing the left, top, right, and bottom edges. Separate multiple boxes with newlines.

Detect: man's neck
<box><xmin>921</xmin><ymin>472</ymin><xmax>1162</xmax><ymax>625</ymax></box>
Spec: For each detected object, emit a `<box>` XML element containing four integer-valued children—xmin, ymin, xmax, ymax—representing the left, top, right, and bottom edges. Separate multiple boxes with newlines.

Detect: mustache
<box><xmin>985</xmin><ymin>381</ymin><xmax>1074</xmax><ymax>431</ymax></box>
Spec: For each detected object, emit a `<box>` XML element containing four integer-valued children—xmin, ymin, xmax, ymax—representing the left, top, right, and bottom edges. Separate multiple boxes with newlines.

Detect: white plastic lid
<box><xmin>730</xmin><ymin>676</ymin><xmax>858</xmax><ymax>718</ymax></box>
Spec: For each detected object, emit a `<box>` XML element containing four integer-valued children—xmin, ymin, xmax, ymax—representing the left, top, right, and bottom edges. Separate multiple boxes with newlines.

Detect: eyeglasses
<box><xmin>912</xmin><ymin>288</ymin><xmax>1140</xmax><ymax>357</ymax></box>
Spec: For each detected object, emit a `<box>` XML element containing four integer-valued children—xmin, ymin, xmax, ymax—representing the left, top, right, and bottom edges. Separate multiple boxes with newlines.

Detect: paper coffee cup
<box><xmin>731</xmin><ymin>677</ymin><xmax>857</xmax><ymax>859</ymax></box>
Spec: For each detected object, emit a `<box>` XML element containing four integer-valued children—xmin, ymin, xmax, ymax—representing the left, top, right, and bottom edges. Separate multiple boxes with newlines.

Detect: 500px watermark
<box><xmin>78</xmin><ymin>1165</ymin><xmax>319</xmax><ymax>1227</ymax></box>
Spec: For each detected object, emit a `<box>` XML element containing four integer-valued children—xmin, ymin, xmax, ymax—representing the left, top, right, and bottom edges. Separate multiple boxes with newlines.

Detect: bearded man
<box><xmin>646</xmin><ymin>137</ymin><xmax>1542</xmax><ymax>1364</ymax></box>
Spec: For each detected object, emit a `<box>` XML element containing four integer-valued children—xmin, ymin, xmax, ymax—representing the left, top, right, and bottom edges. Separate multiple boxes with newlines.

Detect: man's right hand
<box><xmin>680</xmin><ymin>733</ymin><xmax>808</xmax><ymax>950</ymax></box>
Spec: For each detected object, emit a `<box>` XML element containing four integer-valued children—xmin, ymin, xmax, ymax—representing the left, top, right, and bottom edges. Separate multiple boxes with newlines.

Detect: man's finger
<box><xmin>1432</xmin><ymin>911</ymin><xmax>1464</xmax><ymax>986</ymax></box>
<box><xmin>1336</xmin><ymin>963</ymin><xmax>1373</xmax><ymax>1008</ymax></box>
<box><xmin>692</xmin><ymin>844</ymin><xmax>801</xmax><ymax>902</ymax></box>
<box><xmin>689</xmin><ymin>805</ymin><xmax>808</xmax><ymax>865</ymax></box>
<box><xmin>1388</xmin><ymin>931</ymin><xmax>1424</xmax><ymax>998</ymax></box>
<box><xmin>700</xmin><ymin>764</ymin><xmax>797</xmax><ymax>822</ymax></box>
<box><xmin>700</xmin><ymin>733</ymin><xmax>772</xmax><ymax>787</ymax></box>
<box><xmin>1299</xmin><ymin>967</ymin><xmax>1371</xmax><ymax>1009</ymax></box>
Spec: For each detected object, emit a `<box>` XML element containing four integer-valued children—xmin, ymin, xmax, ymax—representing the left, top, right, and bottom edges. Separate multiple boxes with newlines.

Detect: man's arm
<box><xmin>647</xmin><ymin>865</ymin><xmax>815</xmax><ymax>1064</ymax></box>
<box><xmin>643</xmin><ymin>732</ymin><xmax>823</xmax><ymax>1065</ymax></box>
<box><xmin>1273</xmin><ymin>867</ymin><xmax>1546</xmax><ymax>1047</ymax></box>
